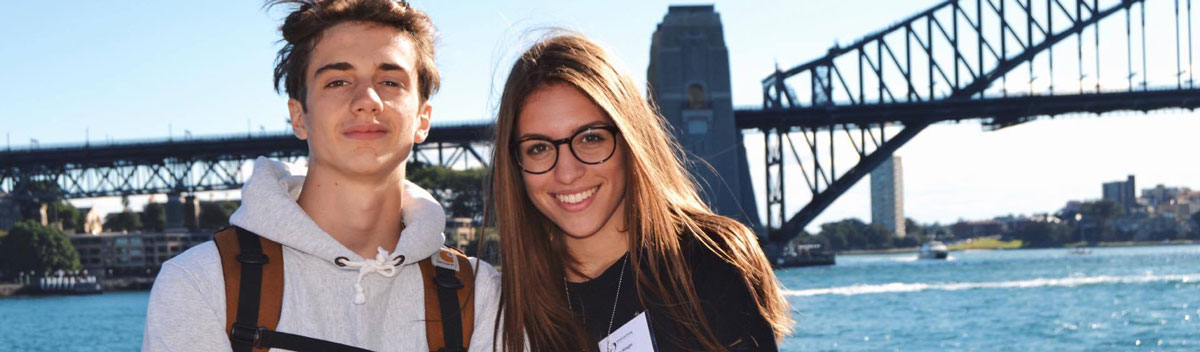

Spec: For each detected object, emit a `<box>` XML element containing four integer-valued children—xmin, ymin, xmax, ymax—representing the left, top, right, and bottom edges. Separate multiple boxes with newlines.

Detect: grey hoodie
<box><xmin>142</xmin><ymin>157</ymin><xmax>500</xmax><ymax>351</ymax></box>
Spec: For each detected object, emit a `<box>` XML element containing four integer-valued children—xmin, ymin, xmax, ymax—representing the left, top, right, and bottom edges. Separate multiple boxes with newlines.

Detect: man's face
<box><xmin>288</xmin><ymin>21</ymin><xmax>431</xmax><ymax>178</ymax></box>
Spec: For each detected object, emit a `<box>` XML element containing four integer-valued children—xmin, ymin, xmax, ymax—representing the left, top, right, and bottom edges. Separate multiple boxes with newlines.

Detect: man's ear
<box><xmin>288</xmin><ymin>98</ymin><xmax>308</xmax><ymax>140</ymax></box>
<box><xmin>413</xmin><ymin>101</ymin><xmax>432</xmax><ymax>144</ymax></box>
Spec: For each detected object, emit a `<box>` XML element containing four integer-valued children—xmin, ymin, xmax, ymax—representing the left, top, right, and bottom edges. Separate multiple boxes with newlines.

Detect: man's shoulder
<box><xmin>156</xmin><ymin>240</ymin><xmax>222</xmax><ymax>287</ymax></box>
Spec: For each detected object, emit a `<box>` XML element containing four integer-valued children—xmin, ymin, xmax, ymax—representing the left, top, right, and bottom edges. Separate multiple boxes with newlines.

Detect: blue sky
<box><xmin>1</xmin><ymin>0</ymin><xmax>1195</xmax><ymax>231</ymax></box>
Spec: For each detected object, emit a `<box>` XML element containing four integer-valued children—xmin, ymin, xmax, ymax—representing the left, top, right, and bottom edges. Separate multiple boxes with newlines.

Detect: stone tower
<box><xmin>648</xmin><ymin>5</ymin><xmax>764</xmax><ymax>237</ymax></box>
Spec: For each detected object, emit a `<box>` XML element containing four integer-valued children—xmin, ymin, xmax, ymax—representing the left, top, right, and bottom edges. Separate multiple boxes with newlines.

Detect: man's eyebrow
<box><xmin>313</xmin><ymin>62</ymin><xmax>354</xmax><ymax>76</ymax></box>
<box><xmin>378</xmin><ymin>62</ymin><xmax>407</xmax><ymax>72</ymax></box>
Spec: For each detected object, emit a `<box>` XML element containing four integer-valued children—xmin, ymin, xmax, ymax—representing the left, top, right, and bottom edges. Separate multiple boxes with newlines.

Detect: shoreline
<box><xmin>837</xmin><ymin>239</ymin><xmax>1198</xmax><ymax>256</ymax></box>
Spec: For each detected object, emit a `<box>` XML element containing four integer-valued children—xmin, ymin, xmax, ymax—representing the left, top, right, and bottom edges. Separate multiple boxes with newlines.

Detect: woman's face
<box><xmin>515</xmin><ymin>83</ymin><xmax>627</xmax><ymax>239</ymax></box>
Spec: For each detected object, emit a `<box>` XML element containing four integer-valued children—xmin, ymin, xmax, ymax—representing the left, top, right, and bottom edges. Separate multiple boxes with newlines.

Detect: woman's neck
<box><xmin>563</xmin><ymin>201</ymin><xmax>629</xmax><ymax>282</ymax></box>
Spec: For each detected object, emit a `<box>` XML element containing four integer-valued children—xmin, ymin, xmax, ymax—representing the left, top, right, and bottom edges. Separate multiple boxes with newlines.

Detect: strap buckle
<box><xmin>236</xmin><ymin>252</ymin><xmax>269</xmax><ymax>265</ymax></box>
<box><xmin>230</xmin><ymin>322</ymin><xmax>265</xmax><ymax>347</ymax></box>
<box><xmin>435</xmin><ymin>274</ymin><xmax>464</xmax><ymax>289</ymax></box>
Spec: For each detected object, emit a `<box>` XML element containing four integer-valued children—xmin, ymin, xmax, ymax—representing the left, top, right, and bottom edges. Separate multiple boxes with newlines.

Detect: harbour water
<box><xmin>1</xmin><ymin>245</ymin><xmax>1196</xmax><ymax>351</ymax></box>
<box><xmin>778</xmin><ymin>245</ymin><xmax>1200</xmax><ymax>351</ymax></box>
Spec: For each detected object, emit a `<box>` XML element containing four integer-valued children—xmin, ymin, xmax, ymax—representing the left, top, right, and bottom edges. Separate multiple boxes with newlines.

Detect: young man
<box><xmin>142</xmin><ymin>1</ymin><xmax>499</xmax><ymax>351</ymax></box>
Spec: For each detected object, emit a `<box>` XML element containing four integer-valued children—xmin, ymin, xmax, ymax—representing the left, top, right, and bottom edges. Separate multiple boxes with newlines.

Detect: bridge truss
<box><xmin>0</xmin><ymin>123</ymin><xmax>492</xmax><ymax>200</ymax></box>
<box><xmin>747</xmin><ymin>0</ymin><xmax>1200</xmax><ymax>242</ymax></box>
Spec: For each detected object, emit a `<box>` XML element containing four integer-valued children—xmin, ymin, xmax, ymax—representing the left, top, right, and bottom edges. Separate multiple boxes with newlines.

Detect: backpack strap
<box><xmin>214</xmin><ymin>226</ymin><xmax>370</xmax><ymax>352</ymax></box>
<box><xmin>419</xmin><ymin>247</ymin><xmax>477</xmax><ymax>352</ymax></box>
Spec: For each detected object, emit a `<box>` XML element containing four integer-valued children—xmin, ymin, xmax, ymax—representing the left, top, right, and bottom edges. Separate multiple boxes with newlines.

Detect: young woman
<box><xmin>489</xmin><ymin>32</ymin><xmax>793</xmax><ymax>352</ymax></box>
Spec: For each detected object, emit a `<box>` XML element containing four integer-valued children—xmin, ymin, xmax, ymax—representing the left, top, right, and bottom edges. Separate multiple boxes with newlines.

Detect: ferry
<box><xmin>18</xmin><ymin>271</ymin><xmax>103</xmax><ymax>295</ymax></box>
<box><xmin>775</xmin><ymin>243</ymin><xmax>836</xmax><ymax>267</ymax></box>
<box><xmin>918</xmin><ymin>241</ymin><xmax>949</xmax><ymax>260</ymax></box>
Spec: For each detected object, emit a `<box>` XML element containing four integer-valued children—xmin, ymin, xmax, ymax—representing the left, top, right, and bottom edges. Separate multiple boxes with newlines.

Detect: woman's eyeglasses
<box><xmin>512</xmin><ymin>125</ymin><xmax>620</xmax><ymax>174</ymax></box>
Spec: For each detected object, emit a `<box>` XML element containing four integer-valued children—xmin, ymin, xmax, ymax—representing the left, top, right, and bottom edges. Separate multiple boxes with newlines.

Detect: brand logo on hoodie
<box><xmin>433</xmin><ymin>249</ymin><xmax>459</xmax><ymax>271</ymax></box>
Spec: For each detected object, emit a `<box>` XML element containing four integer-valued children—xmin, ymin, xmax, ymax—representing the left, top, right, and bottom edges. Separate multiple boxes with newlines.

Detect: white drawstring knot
<box><xmin>337</xmin><ymin>247</ymin><xmax>398</xmax><ymax>305</ymax></box>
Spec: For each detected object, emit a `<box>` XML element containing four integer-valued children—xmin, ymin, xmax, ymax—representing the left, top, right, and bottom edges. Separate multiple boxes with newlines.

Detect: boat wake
<box><xmin>784</xmin><ymin>272</ymin><xmax>1200</xmax><ymax>297</ymax></box>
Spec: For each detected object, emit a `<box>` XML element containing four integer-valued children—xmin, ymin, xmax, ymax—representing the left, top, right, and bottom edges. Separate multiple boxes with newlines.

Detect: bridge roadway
<box><xmin>0</xmin><ymin>122</ymin><xmax>493</xmax><ymax>170</ymax></box>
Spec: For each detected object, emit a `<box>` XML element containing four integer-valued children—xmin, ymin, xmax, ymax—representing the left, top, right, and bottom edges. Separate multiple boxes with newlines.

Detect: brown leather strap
<box><xmin>419</xmin><ymin>247</ymin><xmax>476</xmax><ymax>351</ymax></box>
<box><xmin>214</xmin><ymin>227</ymin><xmax>285</xmax><ymax>352</ymax></box>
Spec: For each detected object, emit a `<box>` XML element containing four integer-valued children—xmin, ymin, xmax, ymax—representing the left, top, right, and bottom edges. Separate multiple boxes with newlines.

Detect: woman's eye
<box><xmin>325</xmin><ymin>80</ymin><xmax>349</xmax><ymax>88</ymax></box>
<box><xmin>526</xmin><ymin>144</ymin><xmax>550</xmax><ymax>156</ymax></box>
<box><xmin>581</xmin><ymin>132</ymin><xmax>607</xmax><ymax>144</ymax></box>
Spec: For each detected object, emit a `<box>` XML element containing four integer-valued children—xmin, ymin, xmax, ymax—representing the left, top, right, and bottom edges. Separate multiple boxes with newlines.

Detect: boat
<box><xmin>17</xmin><ymin>271</ymin><xmax>103</xmax><ymax>295</ymax></box>
<box><xmin>775</xmin><ymin>243</ymin><xmax>836</xmax><ymax>267</ymax></box>
<box><xmin>918</xmin><ymin>241</ymin><xmax>949</xmax><ymax>260</ymax></box>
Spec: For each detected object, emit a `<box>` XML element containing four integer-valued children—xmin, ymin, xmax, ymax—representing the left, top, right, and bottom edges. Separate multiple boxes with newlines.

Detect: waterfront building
<box><xmin>444</xmin><ymin>217</ymin><xmax>476</xmax><ymax>249</ymax></box>
<box><xmin>1102</xmin><ymin>175</ymin><xmax>1137</xmax><ymax>212</ymax></box>
<box><xmin>871</xmin><ymin>156</ymin><xmax>906</xmax><ymax>237</ymax></box>
<box><xmin>69</xmin><ymin>231</ymin><xmax>208</xmax><ymax>278</ymax></box>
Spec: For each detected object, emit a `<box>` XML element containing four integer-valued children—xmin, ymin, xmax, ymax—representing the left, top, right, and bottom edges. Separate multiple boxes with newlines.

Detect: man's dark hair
<box><xmin>269</xmin><ymin>0</ymin><xmax>440</xmax><ymax>108</ymax></box>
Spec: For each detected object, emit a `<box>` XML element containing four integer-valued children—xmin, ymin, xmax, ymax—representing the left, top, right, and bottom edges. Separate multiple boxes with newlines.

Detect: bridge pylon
<box><xmin>649</xmin><ymin>6</ymin><xmax>766</xmax><ymax>241</ymax></box>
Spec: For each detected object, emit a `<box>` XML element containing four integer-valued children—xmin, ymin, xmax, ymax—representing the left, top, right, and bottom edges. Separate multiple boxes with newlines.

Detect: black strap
<box><xmin>259</xmin><ymin>329</ymin><xmax>373</xmax><ymax>352</ymax></box>
<box><xmin>232</xmin><ymin>228</ymin><xmax>266</xmax><ymax>352</ymax></box>
<box><xmin>228</xmin><ymin>228</ymin><xmax>372</xmax><ymax>352</ymax></box>
<box><xmin>434</xmin><ymin>266</ymin><xmax>465</xmax><ymax>352</ymax></box>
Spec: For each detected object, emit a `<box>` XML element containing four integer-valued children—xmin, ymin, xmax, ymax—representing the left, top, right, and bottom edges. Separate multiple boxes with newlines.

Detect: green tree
<box><xmin>1079</xmin><ymin>200</ymin><xmax>1125</xmax><ymax>242</ymax></box>
<box><xmin>1017</xmin><ymin>221</ymin><xmax>1073</xmax><ymax>248</ymax></box>
<box><xmin>142</xmin><ymin>203</ymin><xmax>167</xmax><ymax>232</ymax></box>
<box><xmin>11</xmin><ymin>180</ymin><xmax>63</xmax><ymax>221</ymax></box>
<box><xmin>815</xmin><ymin>218</ymin><xmax>895</xmax><ymax>251</ymax></box>
<box><xmin>49</xmin><ymin>200</ymin><xmax>83</xmax><ymax>233</ymax></box>
<box><xmin>0</xmin><ymin>220</ymin><xmax>81</xmax><ymax>277</ymax></box>
<box><xmin>1191</xmin><ymin>211</ymin><xmax>1200</xmax><ymax>239</ymax></box>
<box><xmin>408</xmin><ymin>163</ymin><xmax>487</xmax><ymax>219</ymax></box>
<box><xmin>198</xmin><ymin>201</ymin><xmax>239</xmax><ymax>230</ymax></box>
<box><xmin>104</xmin><ymin>211</ymin><xmax>142</xmax><ymax>233</ymax></box>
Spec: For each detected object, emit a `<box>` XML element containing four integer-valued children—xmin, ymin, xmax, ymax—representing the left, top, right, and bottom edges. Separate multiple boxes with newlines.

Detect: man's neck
<box><xmin>297</xmin><ymin>164</ymin><xmax>406</xmax><ymax>259</ymax></box>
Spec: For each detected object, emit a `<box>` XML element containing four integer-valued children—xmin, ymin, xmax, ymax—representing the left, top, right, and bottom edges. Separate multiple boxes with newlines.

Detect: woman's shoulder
<box><xmin>680</xmin><ymin>228</ymin><xmax>750</xmax><ymax>290</ymax></box>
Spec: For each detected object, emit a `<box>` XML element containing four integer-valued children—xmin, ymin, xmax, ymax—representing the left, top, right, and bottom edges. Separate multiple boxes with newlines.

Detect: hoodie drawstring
<box><xmin>335</xmin><ymin>247</ymin><xmax>399</xmax><ymax>305</ymax></box>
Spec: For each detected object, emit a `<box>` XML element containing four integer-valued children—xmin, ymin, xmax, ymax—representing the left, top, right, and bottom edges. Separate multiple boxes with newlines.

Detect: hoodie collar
<box><xmin>229</xmin><ymin>157</ymin><xmax>446</xmax><ymax>266</ymax></box>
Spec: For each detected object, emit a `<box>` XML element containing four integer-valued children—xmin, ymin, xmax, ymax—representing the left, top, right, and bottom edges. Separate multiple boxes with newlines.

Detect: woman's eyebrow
<box><xmin>517</xmin><ymin>119</ymin><xmax>610</xmax><ymax>140</ymax></box>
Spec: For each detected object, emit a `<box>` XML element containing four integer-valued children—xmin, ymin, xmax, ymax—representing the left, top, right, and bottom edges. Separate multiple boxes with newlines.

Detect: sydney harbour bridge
<box><xmin>3</xmin><ymin>0</ymin><xmax>1197</xmax><ymax>251</ymax></box>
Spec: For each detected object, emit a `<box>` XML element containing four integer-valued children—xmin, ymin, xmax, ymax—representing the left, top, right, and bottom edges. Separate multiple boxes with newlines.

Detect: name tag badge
<box><xmin>598</xmin><ymin>311</ymin><xmax>655</xmax><ymax>352</ymax></box>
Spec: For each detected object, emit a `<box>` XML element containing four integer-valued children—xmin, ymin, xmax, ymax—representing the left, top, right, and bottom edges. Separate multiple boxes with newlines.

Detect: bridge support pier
<box><xmin>650</xmin><ymin>6</ymin><xmax>765</xmax><ymax>243</ymax></box>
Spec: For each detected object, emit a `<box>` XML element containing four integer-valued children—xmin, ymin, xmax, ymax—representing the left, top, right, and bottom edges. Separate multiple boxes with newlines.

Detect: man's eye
<box><xmin>380</xmin><ymin>80</ymin><xmax>401</xmax><ymax>87</ymax></box>
<box><xmin>325</xmin><ymin>80</ymin><xmax>349</xmax><ymax>88</ymax></box>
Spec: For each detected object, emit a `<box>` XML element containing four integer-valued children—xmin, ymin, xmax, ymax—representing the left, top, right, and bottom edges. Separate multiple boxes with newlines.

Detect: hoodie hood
<box><xmin>229</xmin><ymin>157</ymin><xmax>446</xmax><ymax>266</ymax></box>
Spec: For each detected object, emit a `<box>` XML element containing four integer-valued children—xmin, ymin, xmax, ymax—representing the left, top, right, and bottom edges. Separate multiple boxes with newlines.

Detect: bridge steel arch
<box><xmin>749</xmin><ymin>0</ymin><xmax>1200</xmax><ymax>242</ymax></box>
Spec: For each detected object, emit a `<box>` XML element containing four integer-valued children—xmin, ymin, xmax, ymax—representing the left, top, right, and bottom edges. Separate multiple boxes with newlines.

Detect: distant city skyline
<box><xmin>2</xmin><ymin>0</ymin><xmax>1196</xmax><ymax>231</ymax></box>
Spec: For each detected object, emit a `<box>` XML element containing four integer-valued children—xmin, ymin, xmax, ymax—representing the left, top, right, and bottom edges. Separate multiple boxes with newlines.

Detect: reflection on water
<box><xmin>778</xmin><ymin>245</ymin><xmax>1200</xmax><ymax>351</ymax></box>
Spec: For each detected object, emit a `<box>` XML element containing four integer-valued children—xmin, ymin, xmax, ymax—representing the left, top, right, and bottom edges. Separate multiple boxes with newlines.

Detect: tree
<box><xmin>1079</xmin><ymin>200</ymin><xmax>1125</xmax><ymax>242</ymax></box>
<box><xmin>11</xmin><ymin>180</ymin><xmax>63</xmax><ymax>221</ymax></box>
<box><xmin>49</xmin><ymin>200</ymin><xmax>83</xmax><ymax>233</ymax></box>
<box><xmin>198</xmin><ymin>201</ymin><xmax>239</xmax><ymax>230</ymax></box>
<box><xmin>1191</xmin><ymin>211</ymin><xmax>1200</xmax><ymax>239</ymax></box>
<box><xmin>142</xmin><ymin>203</ymin><xmax>167</xmax><ymax>232</ymax></box>
<box><xmin>408</xmin><ymin>163</ymin><xmax>487</xmax><ymax>219</ymax></box>
<box><xmin>0</xmin><ymin>220</ymin><xmax>81</xmax><ymax>278</ymax></box>
<box><xmin>104</xmin><ymin>211</ymin><xmax>142</xmax><ymax>233</ymax></box>
<box><xmin>1017</xmin><ymin>221</ymin><xmax>1073</xmax><ymax>248</ymax></box>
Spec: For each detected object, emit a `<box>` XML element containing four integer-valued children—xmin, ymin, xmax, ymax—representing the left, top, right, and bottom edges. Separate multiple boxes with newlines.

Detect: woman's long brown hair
<box><xmin>489</xmin><ymin>31</ymin><xmax>794</xmax><ymax>352</ymax></box>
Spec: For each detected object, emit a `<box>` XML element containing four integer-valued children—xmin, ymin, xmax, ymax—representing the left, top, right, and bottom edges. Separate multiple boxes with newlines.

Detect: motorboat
<box><xmin>918</xmin><ymin>241</ymin><xmax>949</xmax><ymax>260</ymax></box>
